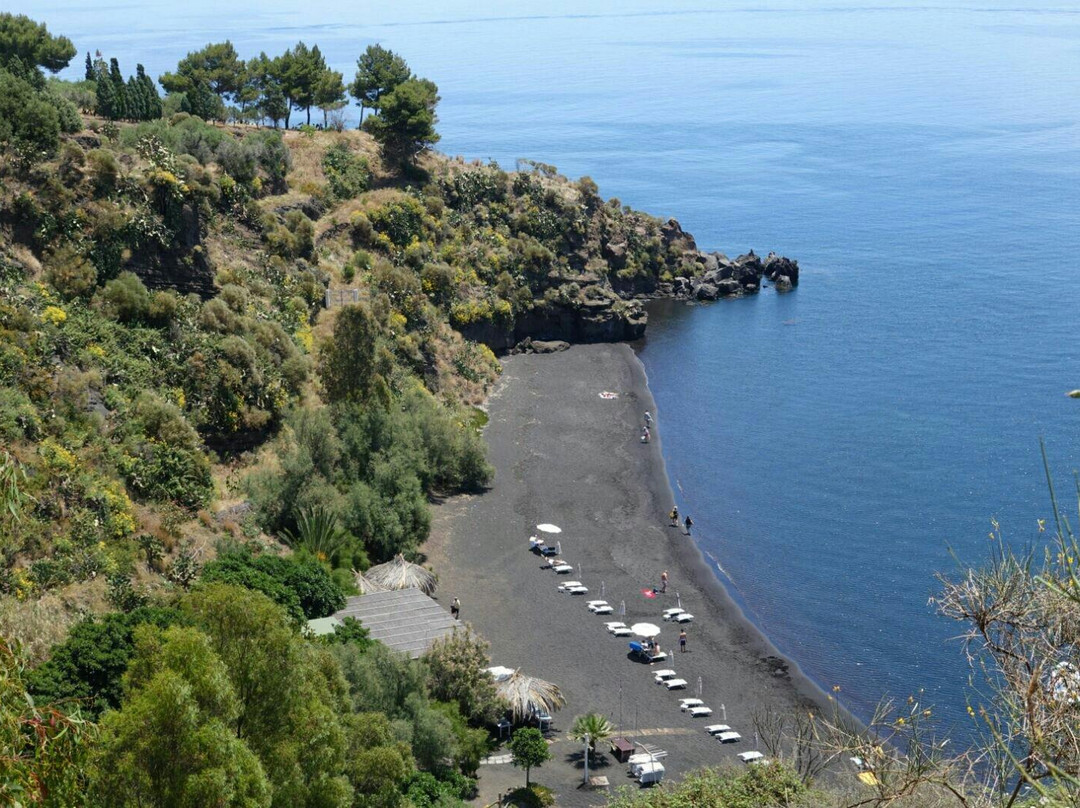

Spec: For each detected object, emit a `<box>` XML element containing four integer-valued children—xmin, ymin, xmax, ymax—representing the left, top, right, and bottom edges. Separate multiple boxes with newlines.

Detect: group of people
<box><xmin>668</xmin><ymin>505</ymin><xmax>693</xmax><ymax>535</ymax></box>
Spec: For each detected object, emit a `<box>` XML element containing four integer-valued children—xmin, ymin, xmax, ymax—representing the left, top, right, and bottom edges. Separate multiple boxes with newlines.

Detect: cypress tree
<box><xmin>108</xmin><ymin>57</ymin><xmax>127</xmax><ymax>119</ymax></box>
<box><xmin>126</xmin><ymin>74</ymin><xmax>145</xmax><ymax>121</ymax></box>
<box><xmin>137</xmin><ymin>64</ymin><xmax>162</xmax><ymax>120</ymax></box>
<box><xmin>95</xmin><ymin>64</ymin><xmax>116</xmax><ymax>119</ymax></box>
<box><xmin>85</xmin><ymin>51</ymin><xmax>94</xmax><ymax>81</ymax></box>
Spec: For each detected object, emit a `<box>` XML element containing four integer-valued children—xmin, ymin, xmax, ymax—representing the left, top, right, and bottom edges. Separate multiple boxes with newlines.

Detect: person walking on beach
<box><xmin>679</xmin><ymin>629</ymin><xmax>688</xmax><ymax>653</ymax></box>
<box><xmin>644</xmin><ymin>410</ymin><xmax>653</xmax><ymax>427</ymax></box>
<box><xmin>684</xmin><ymin>515</ymin><xmax>693</xmax><ymax>535</ymax></box>
<box><xmin>669</xmin><ymin>506</ymin><xmax>679</xmax><ymax>526</ymax></box>
<box><xmin>451</xmin><ymin>597</ymin><xmax>461</xmax><ymax>619</ymax></box>
<box><xmin>660</xmin><ymin>570</ymin><xmax>669</xmax><ymax>593</ymax></box>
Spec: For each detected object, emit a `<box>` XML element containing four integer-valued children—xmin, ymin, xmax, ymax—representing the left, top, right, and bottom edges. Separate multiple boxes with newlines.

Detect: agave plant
<box><xmin>569</xmin><ymin>712</ymin><xmax>614</xmax><ymax>757</ymax></box>
<box><xmin>281</xmin><ymin>506</ymin><xmax>348</xmax><ymax>564</ymax></box>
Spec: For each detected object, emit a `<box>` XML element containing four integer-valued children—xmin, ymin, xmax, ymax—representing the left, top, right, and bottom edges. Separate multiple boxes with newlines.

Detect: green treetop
<box><xmin>0</xmin><ymin>13</ymin><xmax>76</xmax><ymax>83</ymax></box>
<box><xmin>350</xmin><ymin>44</ymin><xmax>410</xmax><ymax>123</ymax></box>
<box><xmin>362</xmin><ymin>77</ymin><xmax>440</xmax><ymax>168</ymax></box>
<box><xmin>160</xmin><ymin>40</ymin><xmax>244</xmax><ymax>101</ymax></box>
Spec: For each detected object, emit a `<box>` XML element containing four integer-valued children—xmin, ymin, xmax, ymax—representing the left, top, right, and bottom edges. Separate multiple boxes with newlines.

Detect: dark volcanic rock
<box><xmin>660</xmin><ymin>218</ymin><xmax>698</xmax><ymax>252</ymax></box>
<box><xmin>763</xmin><ymin>252</ymin><xmax>800</xmax><ymax>286</ymax></box>
<box><xmin>694</xmin><ymin>283</ymin><xmax>719</xmax><ymax>301</ymax></box>
<box><xmin>716</xmin><ymin>279</ymin><xmax>741</xmax><ymax>297</ymax></box>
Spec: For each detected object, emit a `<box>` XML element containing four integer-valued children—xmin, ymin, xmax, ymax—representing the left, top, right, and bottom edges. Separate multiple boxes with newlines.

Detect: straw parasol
<box><xmin>496</xmin><ymin>669</ymin><xmax>566</xmax><ymax>722</ymax></box>
<box><xmin>364</xmin><ymin>554</ymin><xmax>437</xmax><ymax>595</ymax></box>
<box><xmin>353</xmin><ymin>570</ymin><xmax>387</xmax><ymax>595</ymax></box>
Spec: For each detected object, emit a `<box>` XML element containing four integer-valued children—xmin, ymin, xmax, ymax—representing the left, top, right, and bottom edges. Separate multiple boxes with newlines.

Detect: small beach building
<box><xmin>332</xmin><ymin>587</ymin><xmax>458</xmax><ymax>658</ymax></box>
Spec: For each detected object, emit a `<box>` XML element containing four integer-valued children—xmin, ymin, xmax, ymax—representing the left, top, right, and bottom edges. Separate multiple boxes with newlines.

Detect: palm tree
<box><xmin>569</xmin><ymin>713</ymin><xmax>614</xmax><ymax>758</ymax></box>
<box><xmin>281</xmin><ymin>505</ymin><xmax>348</xmax><ymax>564</ymax></box>
<box><xmin>496</xmin><ymin>671</ymin><xmax>566</xmax><ymax>723</ymax></box>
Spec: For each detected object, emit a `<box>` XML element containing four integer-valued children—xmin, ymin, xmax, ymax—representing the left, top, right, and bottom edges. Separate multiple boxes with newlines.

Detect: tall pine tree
<box><xmin>137</xmin><ymin>64</ymin><xmax>162</xmax><ymax>120</ymax></box>
<box><xmin>107</xmin><ymin>57</ymin><xmax>127</xmax><ymax>120</ymax></box>
<box><xmin>84</xmin><ymin>51</ymin><xmax>93</xmax><ymax>81</ymax></box>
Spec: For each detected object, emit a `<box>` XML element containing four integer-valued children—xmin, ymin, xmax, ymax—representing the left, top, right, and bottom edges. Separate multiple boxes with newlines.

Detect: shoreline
<box><xmin>427</xmin><ymin>343</ymin><xmax>838</xmax><ymax>805</ymax></box>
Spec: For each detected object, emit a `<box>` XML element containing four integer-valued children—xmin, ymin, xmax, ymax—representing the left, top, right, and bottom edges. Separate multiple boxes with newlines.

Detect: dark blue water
<box><xmin>25</xmin><ymin>0</ymin><xmax>1080</xmax><ymax>734</ymax></box>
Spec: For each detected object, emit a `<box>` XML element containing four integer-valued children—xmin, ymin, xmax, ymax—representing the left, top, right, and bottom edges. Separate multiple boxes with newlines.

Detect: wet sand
<box><xmin>427</xmin><ymin>343</ymin><xmax>832</xmax><ymax>804</ymax></box>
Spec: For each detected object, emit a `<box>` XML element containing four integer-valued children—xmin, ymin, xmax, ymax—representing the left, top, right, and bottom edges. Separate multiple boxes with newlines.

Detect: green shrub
<box><xmin>0</xmin><ymin>67</ymin><xmax>61</xmax><ymax>158</ymax></box>
<box><xmin>95</xmin><ymin>271</ymin><xmax>151</xmax><ymax>323</ymax></box>
<box><xmin>322</xmin><ymin>141</ymin><xmax>370</xmax><ymax>200</ymax></box>
<box><xmin>199</xmin><ymin>549</ymin><xmax>346</xmax><ymax>620</ymax></box>
<box><xmin>86</xmin><ymin>149</ymin><xmax>120</xmax><ymax>196</ymax></box>
<box><xmin>369</xmin><ymin>196</ymin><xmax>424</xmax><ymax>247</ymax></box>
<box><xmin>45</xmin><ymin>246</ymin><xmax>97</xmax><ymax>300</ymax></box>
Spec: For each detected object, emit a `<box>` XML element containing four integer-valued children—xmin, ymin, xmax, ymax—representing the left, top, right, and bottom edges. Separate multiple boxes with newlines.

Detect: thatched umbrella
<box><xmin>364</xmin><ymin>554</ymin><xmax>437</xmax><ymax>595</ymax></box>
<box><xmin>496</xmin><ymin>669</ymin><xmax>566</xmax><ymax>722</ymax></box>
<box><xmin>353</xmin><ymin>570</ymin><xmax>387</xmax><ymax>595</ymax></box>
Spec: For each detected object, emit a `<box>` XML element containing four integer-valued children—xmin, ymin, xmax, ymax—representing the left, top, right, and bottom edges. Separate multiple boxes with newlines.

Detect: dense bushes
<box><xmin>200</xmin><ymin>548</ymin><xmax>345</xmax><ymax>620</ymax></box>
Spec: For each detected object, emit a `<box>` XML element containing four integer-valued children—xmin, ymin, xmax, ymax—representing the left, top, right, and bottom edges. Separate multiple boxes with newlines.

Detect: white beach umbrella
<box><xmin>676</xmin><ymin>592</ymin><xmax>682</xmax><ymax>610</ymax></box>
<box><xmin>631</xmin><ymin>623</ymin><xmax>661</xmax><ymax>638</ymax></box>
<box><xmin>619</xmin><ymin>600</ymin><xmax>626</xmax><ymax>616</ymax></box>
<box><xmin>536</xmin><ymin>523</ymin><xmax>562</xmax><ymax>534</ymax></box>
<box><xmin>601</xmin><ymin>581</ymin><xmax>605</xmax><ymax>598</ymax></box>
<box><xmin>697</xmin><ymin>676</ymin><xmax>703</xmax><ymax>698</ymax></box>
<box><xmin>556</xmin><ymin>541</ymin><xmax>562</xmax><ymax>555</ymax></box>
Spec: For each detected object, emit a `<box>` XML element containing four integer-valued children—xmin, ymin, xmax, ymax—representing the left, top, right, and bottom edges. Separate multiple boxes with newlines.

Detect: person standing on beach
<box><xmin>641</xmin><ymin>425</ymin><xmax>650</xmax><ymax>443</ymax></box>
<box><xmin>669</xmin><ymin>506</ymin><xmax>679</xmax><ymax>526</ymax></box>
<box><xmin>684</xmin><ymin>515</ymin><xmax>693</xmax><ymax>535</ymax></box>
<box><xmin>679</xmin><ymin>629</ymin><xmax>687</xmax><ymax>653</ymax></box>
<box><xmin>644</xmin><ymin>410</ymin><xmax>653</xmax><ymax>427</ymax></box>
<box><xmin>451</xmin><ymin>597</ymin><xmax>461</xmax><ymax>619</ymax></box>
<box><xmin>660</xmin><ymin>570</ymin><xmax>669</xmax><ymax>593</ymax></box>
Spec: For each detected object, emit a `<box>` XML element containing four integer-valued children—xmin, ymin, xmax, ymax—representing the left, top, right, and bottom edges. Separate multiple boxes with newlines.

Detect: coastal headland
<box><xmin>427</xmin><ymin>342</ymin><xmax>833</xmax><ymax>804</ymax></box>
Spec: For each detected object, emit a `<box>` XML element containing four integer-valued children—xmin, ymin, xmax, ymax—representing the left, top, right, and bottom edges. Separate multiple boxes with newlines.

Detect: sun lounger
<box><xmin>704</xmin><ymin>724</ymin><xmax>732</xmax><ymax>735</ymax></box>
<box><xmin>664</xmin><ymin>678</ymin><xmax>688</xmax><ymax>690</ymax></box>
<box><xmin>671</xmin><ymin>612</ymin><xmax>694</xmax><ymax>623</ymax></box>
<box><xmin>592</xmin><ymin>605</ymin><xmax>613</xmax><ymax>615</ymax></box>
<box><xmin>566</xmin><ymin>585</ymin><xmax>588</xmax><ymax>594</ymax></box>
<box><xmin>604</xmin><ymin>621</ymin><xmax>626</xmax><ymax>630</ymax></box>
<box><xmin>738</xmin><ymin>751</ymin><xmax>766</xmax><ymax>764</ymax></box>
<box><xmin>647</xmin><ymin>651</ymin><xmax>668</xmax><ymax>663</ymax></box>
<box><xmin>558</xmin><ymin>581</ymin><xmax>582</xmax><ymax>591</ymax></box>
<box><xmin>716</xmin><ymin>731</ymin><xmax>742</xmax><ymax>743</ymax></box>
<box><xmin>678</xmin><ymin>698</ymin><xmax>704</xmax><ymax>710</ymax></box>
<box><xmin>611</xmin><ymin>626</ymin><xmax>632</xmax><ymax>636</ymax></box>
<box><xmin>587</xmin><ymin>600</ymin><xmax>608</xmax><ymax>608</ymax></box>
<box><xmin>653</xmin><ymin>669</ymin><xmax>677</xmax><ymax>683</ymax></box>
<box><xmin>627</xmin><ymin>751</ymin><xmax>668</xmax><ymax>766</ymax></box>
<box><xmin>661</xmin><ymin>608</ymin><xmax>685</xmax><ymax>620</ymax></box>
<box><xmin>553</xmin><ymin>564</ymin><xmax>573</xmax><ymax>574</ymax></box>
<box><xmin>688</xmin><ymin>705</ymin><xmax>713</xmax><ymax>717</ymax></box>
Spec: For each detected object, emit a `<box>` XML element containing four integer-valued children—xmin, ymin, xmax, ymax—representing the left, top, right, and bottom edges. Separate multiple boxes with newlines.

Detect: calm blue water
<box><xmin>23</xmin><ymin>0</ymin><xmax>1080</xmax><ymax>735</ymax></box>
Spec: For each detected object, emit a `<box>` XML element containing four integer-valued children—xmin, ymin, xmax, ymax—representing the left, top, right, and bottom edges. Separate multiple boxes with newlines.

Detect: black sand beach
<box><xmin>427</xmin><ymin>343</ymin><xmax>832</xmax><ymax>804</ymax></box>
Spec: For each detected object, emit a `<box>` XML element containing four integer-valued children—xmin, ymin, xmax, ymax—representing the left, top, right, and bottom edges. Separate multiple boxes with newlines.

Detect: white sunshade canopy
<box><xmin>536</xmin><ymin>523</ymin><xmax>562</xmax><ymax>533</ymax></box>
<box><xmin>631</xmin><ymin>622</ymin><xmax>662</xmax><ymax>638</ymax></box>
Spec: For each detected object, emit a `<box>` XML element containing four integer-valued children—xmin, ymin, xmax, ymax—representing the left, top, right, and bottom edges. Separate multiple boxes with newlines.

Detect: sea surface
<box><xmin>23</xmin><ymin>0</ymin><xmax>1080</xmax><ymax>737</ymax></box>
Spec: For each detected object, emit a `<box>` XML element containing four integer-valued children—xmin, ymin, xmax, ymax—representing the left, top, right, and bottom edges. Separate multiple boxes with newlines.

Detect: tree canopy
<box><xmin>0</xmin><ymin>13</ymin><xmax>76</xmax><ymax>80</ymax></box>
<box><xmin>362</xmin><ymin>78</ymin><xmax>440</xmax><ymax>167</ymax></box>
<box><xmin>350</xmin><ymin>44</ymin><xmax>411</xmax><ymax>123</ymax></box>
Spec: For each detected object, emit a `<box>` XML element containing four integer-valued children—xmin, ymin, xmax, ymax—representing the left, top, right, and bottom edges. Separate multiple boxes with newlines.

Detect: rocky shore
<box><xmin>462</xmin><ymin>218</ymin><xmax>800</xmax><ymax>354</ymax></box>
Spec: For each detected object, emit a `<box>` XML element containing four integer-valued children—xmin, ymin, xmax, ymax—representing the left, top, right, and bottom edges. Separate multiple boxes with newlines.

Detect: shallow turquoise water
<box><xmin>25</xmin><ymin>0</ymin><xmax>1080</xmax><ymax>734</ymax></box>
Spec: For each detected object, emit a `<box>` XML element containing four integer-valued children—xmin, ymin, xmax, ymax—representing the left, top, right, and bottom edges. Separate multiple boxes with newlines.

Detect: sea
<box><xmin>22</xmin><ymin>0</ymin><xmax>1080</xmax><ymax>738</ymax></box>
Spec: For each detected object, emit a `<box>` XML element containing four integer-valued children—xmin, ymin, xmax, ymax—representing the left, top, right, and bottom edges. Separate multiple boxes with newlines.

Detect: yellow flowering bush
<box><xmin>39</xmin><ymin>439</ymin><xmax>78</xmax><ymax>476</ymax></box>
<box><xmin>42</xmin><ymin>305</ymin><xmax>67</xmax><ymax>325</ymax></box>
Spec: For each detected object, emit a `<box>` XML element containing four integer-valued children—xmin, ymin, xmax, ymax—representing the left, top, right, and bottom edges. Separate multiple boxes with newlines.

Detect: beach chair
<box><xmin>553</xmin><ymin>564</ymin><xmax>574</xmax><ymax>574</ymax></box>
<box><xmin>671</xmin><ymin>612</ymin><xmax>694</xmax><ymax>624</ymax></box>
<box><xmin>604</xmin><ymin>621</ymin><xmax>626</xmax><ymax>630</ymax></box>
<box><xmin>704</xmin><ymin>724</ymin><xmax>732</xmax><ymax>735</ymax></box>
<box><xmin>586</xmin><ymin>600</ymin><xmax>608</xmax><ymax>609</ymax></box>
<box><xmin>688</xmin><ymin>705</ymin><xmax>713</xmax><ymax>717</ymax></box>
<box><xmin>661</xmin><ymin>608</ymin><xmax>685</xmax><ymax>620</ymax></box>
<box><xmin>738</xmin><ymin>751</ymin><xmax>766</xmax><ymax>764</ymax></box>
<box><xmin>566</xmin><ymin>585</ymin><xmax>588</xmax><ymax>594</ymax></box>
<box><xmin>592</xmin><ymin>605</ymin><xmax>614</xmax><ymax>615</ymax></box>
<box><xmin>647</xmin><ymin>651</ymin><xmax>668</xmax><ymax>663</ymax></box>
<box><xmin>716</xmin><ymin>731</ymin><xmax>742</xmax><ymax>743</ymax></box>
<box><xmin>653</xmin><ymin>669</ymin><xmax>677</xmax><ymax>683</ymax></box>
<box><xmin>678</xmin><ymin>698</ymin><xmax>703</xmax><ymax>710</ymax></box>
<box><xmin>664</xmin><ymin>678</ymin><xmax>688</xmax><ymax>690</ymax></box>
<box><xmin>558</xmin><ymin>581</ymin><xmax>582</xmax><ymax>592</ymax></box>
<box><xmin>611</xmin><ymin>625</ymin><xmax>632</xmax><ymax>636</ymax></box>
